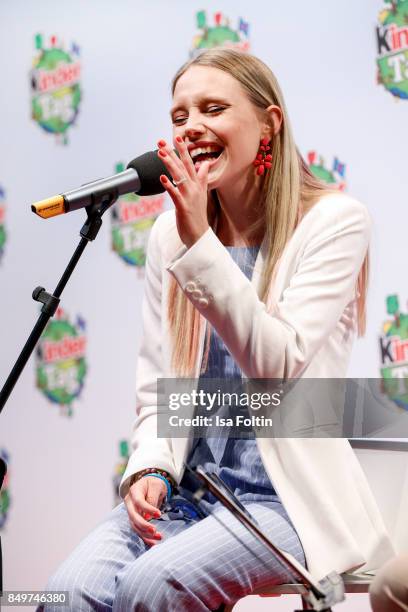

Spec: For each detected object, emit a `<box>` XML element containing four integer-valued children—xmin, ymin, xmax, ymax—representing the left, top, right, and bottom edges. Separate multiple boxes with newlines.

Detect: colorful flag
<box><xmin>333</xmin><ymin>157</ymin><xmax>346</xmax><ymax>177</ymax></box>
<box><xmin>239</xmin><ymin>18</ymin><xmax>249</xmax><ymax>37</ymax></box>
<box><xmin>197</xmin><ymin>10</ymin><xmax>206</xmax><ymax>29</ymax></box>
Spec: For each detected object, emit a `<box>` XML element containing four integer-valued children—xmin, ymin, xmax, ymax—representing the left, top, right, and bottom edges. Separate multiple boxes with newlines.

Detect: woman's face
<box><xmin>171</xmin><ymin>65</ymin><xmax>280</xmax><ymax>190</ymax></box>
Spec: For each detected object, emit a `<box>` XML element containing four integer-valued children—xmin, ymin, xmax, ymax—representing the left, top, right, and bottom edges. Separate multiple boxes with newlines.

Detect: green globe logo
<box><xmin>30</xmin><ymin>34</ymin><xmax>82</xmax><ymax>142</ymax></box>
<box><xmin>0</xmin><ymin>186</ymin><xmax>6</xmax><ymax>263</ymax></box>
<box><xmin>307</xmin><ymin>151</ymin><xmax>346</xmax><ymax>190</ymax></box>
<box><xmin>0</xmin><ymin>448</ymin><xmax>10</xmax><ymax>530</ymax></box>
<box><xmin>376</xmin><ymin>1</ymin><xmax>408</xmax><ymax>99</ymax></box>
<box><xmin>191</xmin><ymin>11</ymin><xmax>250</xmax><ymax>57</ymax></box>
<box><xmin>379</xmin><ymin>295</ymin><xmax>408</xmax><ymax>410</ymax></box>
<box><xmin>110</xmin><ymin>163</ymin><xmax>165</xmax><ymax>272</ymax></box>
<box><xmin>35</xmin><ymin>308</ymin><xmax>87</xmax><ymax>416</ymax></box>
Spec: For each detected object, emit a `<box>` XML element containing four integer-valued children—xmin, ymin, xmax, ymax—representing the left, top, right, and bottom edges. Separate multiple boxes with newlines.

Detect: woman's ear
<box><xmin>263</xmin><ymin>104</ymin><xmax>283</xmax><ymax>138</ymax></box>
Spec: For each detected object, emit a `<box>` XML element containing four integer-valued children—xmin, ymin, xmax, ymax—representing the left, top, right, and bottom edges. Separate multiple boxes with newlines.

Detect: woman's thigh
<box><xmin>40</xmin><ymin>502</ymin><xmax>195</xmax><ymax>611</ymax></box>
<box><xmin>113</xmin><ymin>499</ymin><xmax>305</xmax><ymax>612</ymax></box>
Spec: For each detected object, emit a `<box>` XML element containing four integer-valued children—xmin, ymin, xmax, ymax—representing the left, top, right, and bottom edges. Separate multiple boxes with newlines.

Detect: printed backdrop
<box><xmin>0</xmin><ymin>0</ymin><xmax>407</xmax><ymax>606</ymax></box>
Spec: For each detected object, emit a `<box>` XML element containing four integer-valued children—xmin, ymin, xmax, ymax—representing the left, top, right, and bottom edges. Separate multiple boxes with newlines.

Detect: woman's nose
<box><xmin>183</xmin><ymin>115</ymin><xmax>205</xmax><ymax>138</ymax></box>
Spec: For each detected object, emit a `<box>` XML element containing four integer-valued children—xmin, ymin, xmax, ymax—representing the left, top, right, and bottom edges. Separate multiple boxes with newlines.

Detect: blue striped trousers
<box><xmin>39</xmin><ymin>498</ymin><xmax>305</xmax><ymax>611</ymax></box>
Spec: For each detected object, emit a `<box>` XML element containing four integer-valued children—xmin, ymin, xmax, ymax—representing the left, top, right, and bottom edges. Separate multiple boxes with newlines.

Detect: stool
<box><xmin>223</xmin><ymin>573</ymin><xmax>372</xmax><ymax>610</ymax></box>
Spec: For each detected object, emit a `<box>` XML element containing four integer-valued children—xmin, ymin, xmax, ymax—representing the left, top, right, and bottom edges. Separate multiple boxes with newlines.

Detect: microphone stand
<box><xmin>0</xmin><ymin>192</ymin><xmax>117</xmax><ymax>592</ymax></box>
<box><xmin>188</xmin><ymin>465</ymin><xmax>345</xmax><ymax>612</ymax></box>
<box><xmin>0</xmin><ymin>457</ymin><xmax>5</xmax><ymax>598</ymax></box>
<box><xmin>0</xmin><ymin>191</ymin><xmax>117</xmax><ymax>415</ymax></box>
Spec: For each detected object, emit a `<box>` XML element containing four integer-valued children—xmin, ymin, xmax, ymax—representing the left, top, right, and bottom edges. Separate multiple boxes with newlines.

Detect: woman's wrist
<box><xmin>129</xmin><ymin>468</ymin><xmax>176</xmax><ymax>492</ymax></box>
<box><xmin>141</xmin><ymin>473</ymin><xmax>172</xmax><ymax>499</ymax></box>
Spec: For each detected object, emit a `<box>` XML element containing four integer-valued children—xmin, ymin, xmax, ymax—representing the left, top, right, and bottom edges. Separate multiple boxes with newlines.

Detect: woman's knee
<box><xmin>46</xmin><ymin>563</ymin><xmax>76</xmax><ymax>595</ymax></box>
<box><xmin>41</xmin><ymin>555</ymin><xmax>96</xmax><ymax>608</ymax></box>
<box><xmin>38</xmin><ymin>564</ymin><xmax>86</xmax><ymax>611</ymax></box>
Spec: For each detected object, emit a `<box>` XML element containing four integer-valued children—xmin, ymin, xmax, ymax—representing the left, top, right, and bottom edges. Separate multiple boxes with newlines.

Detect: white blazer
<box><xmin>120</xmin><ymin>192</ymin><xmax>395</xmax><ymax>580</ymax></box>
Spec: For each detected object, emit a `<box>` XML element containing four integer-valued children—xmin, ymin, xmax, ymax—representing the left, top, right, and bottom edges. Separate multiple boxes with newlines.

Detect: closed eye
<box><xmin>207</xmin><ymin>106</ymin><xmax>225</xmax><ymax>113</ymax></box>
<box><xmin>172</xmin><ymin>106</ymin><xmax>226</xmax><ymax>125</ymax></box>
<box><xmin>172</xmin><ymin>116</ymin><xmax>188</xmax><ymax>125</ymax></box>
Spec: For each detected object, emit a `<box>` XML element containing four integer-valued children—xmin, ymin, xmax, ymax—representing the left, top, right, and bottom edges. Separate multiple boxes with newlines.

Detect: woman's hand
<box><xmin>157</xmin><ymin>137</ymin><xmax>210</xmax><ymax>248</ymax></box>
<box><xmin>124</xmin><ymin>476</ymin><xmax>167</xmax><ymax>546</ymax></box>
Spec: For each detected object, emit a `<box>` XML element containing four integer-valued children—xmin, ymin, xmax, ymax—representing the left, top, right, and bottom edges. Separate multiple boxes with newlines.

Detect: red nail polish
<box><xmin>160</xmin><ymin>175</ymin><xmax>168</xmax><ymax>183</ymax></box>
<box><xmin>158</xmin><ymin>150</ymin><xmax>167</xmax><ymax>157</ymax></box>
<box><xmin>154</xmin><ymin>532</ymin><xmax>162</xmax><ymax>540</ymax></box>
<box><xmin>175</xmin><ymin>136</ymin><xmax>183</xmax><ymax>143</ymax></box>
<box><xmin>158</xmin><ymin>139</ymin><xmax>166</xmax><ymax>147</ymax></box>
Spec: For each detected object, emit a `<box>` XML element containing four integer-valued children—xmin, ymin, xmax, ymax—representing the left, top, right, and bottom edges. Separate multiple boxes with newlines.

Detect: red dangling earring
<box><xmin>253</xmin><ymin>137</ymin><xmax>272</xmax><ymax>176</ymax></box>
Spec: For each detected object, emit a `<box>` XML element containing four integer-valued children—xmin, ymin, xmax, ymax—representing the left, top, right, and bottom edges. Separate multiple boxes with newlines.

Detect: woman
<box><xmin>42</xmin><ymin>49</ymin><xmax>394</xmax><ymax>611</ymax></box>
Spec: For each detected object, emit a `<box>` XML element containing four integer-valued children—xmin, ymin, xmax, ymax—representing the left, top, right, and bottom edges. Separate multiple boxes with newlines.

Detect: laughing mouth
<box><xmin>189</xmin><ymin>145</ymin><xmax>224</xmax><ymax>165</ymax></box>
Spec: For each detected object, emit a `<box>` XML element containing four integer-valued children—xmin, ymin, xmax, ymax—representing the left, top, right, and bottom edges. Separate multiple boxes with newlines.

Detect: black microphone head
<box><xmin>127</xmin><ymin>150</ymin><xmax>173</xmax><ymax>196</ymax></box>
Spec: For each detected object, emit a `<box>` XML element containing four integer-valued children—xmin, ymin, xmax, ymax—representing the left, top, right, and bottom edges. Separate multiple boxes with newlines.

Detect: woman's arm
<box><xmin>120</xmin><ymin>214</ymin><xmax>178</xmax><ymax>499</ymax></box>
<box><xmin>166</xmin><ymin>195</ymin><xmax>370</xmax><ymax>380</ymax></box>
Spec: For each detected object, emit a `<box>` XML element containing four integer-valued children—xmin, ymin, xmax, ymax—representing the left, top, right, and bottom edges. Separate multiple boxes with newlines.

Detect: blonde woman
<box><xmin>41</xmin><ymin>49</ymin><xmax>394</xmax><ymax>611</ymax></box>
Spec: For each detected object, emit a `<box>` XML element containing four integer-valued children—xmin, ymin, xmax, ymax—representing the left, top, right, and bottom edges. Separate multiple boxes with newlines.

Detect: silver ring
<box><xmin>173</xmin><ymin>176</ymin><xmax>187</xmax><ymax>187</ymax></box>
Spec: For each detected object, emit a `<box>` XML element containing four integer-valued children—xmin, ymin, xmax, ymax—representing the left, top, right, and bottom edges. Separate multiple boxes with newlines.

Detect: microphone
<box><xmin>31</xmin><ymin>150</ymin><xmax>172</xmax><ymax>219</ymax></box>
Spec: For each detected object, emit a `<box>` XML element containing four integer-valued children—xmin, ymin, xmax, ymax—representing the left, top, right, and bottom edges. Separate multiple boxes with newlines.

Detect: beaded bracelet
<box><xmin>141</xmin><ymin>473</ymin><xmax>172</xmax><ymax>500</ymax></box>
<box><xmin>129</xmin><ymin>467</ymin><xmax>176</xmax><ymax>491</ymax></box>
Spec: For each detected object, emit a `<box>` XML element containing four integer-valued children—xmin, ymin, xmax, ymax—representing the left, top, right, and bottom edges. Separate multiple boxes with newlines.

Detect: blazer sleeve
<box><xmin>166</xmin><ymin>196</ymin><xmax>371</xmax><ymax>380</ymax></box>
<box><xmin>119</xmin><ymin>214</ymin><xmax>178</xmax><ymax>498</ymax></box>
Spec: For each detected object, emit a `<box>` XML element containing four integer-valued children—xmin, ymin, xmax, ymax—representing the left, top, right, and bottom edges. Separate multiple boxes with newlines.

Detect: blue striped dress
<box><xmin>167</xmin><ymin>245</ymin><xmax>279</xmax><ymax>519</ymax></box>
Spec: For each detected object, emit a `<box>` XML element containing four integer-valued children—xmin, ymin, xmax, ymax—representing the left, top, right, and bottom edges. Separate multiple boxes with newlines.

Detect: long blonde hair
<box><xmin>167</xmin><ymin>49</ymin><xmax>368</xmax><ymax>375</ymax></box>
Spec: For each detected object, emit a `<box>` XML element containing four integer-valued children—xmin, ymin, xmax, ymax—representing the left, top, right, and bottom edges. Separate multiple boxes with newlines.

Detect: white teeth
<box><xmin>190</xmin><ymin>145</ymin><xmax>222</xmax><ymax>160</ymax></box>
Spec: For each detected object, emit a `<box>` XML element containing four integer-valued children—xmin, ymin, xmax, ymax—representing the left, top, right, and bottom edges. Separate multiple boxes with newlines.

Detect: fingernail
<box><xmin>154</xmin><ymin>511</ymin><xmax>161</xmax><ymax>518</ymax></box>
<box><xmin>154</xmin><ymin>532</ymin><xmax>162</xmax><ymax>540</ymax></box>
<box><xmin>144</xmin><ymin>513</ymin><xmax>151</xmax><ymax>521</ymax></box>
<box><xmin>158</xmin><ymin>150</ymin><xmax>167</xmax><ymax>157</ymax></box>
<box><xmin>175</xmin><ymin>136</ymin><xmax>183</xmax><ymax>143</ymax></box>
<box><xmin>160</xmin><ymin>175</ymin><xmax>168</xmax><ymax>183</ymax></box>
<box><xmin>158</xmin><ymin>139</ymin><xmax>166</xmax><ymax>147</ymax></box>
